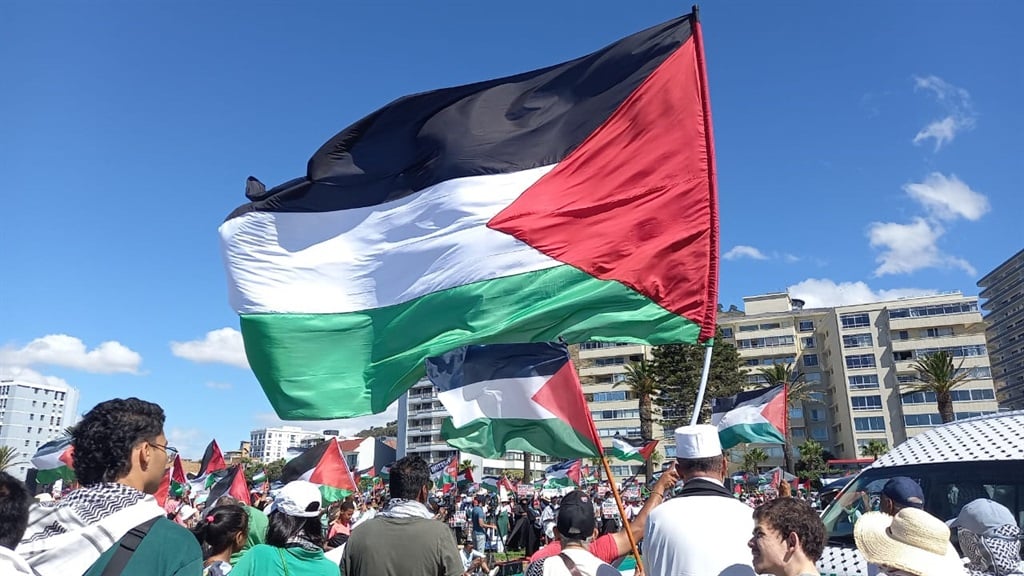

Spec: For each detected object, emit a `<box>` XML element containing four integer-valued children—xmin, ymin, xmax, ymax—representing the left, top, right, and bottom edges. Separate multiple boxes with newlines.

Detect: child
<box><xmin>192</xmin><ymin>504</ymin><xmax>249</xmax><ymax>576</ymax></box>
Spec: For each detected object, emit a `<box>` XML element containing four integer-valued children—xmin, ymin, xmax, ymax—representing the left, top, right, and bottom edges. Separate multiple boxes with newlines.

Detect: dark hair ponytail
<box><xmin>192</xmin><ymin>504</ymin><xmax>249</xmax><ymax>558</ymax></box>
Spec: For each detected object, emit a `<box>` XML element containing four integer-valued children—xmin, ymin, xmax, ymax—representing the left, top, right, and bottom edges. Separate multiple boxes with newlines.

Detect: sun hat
<box><xmin>854</xmin><ymin>508</ymin><xmax>964</xmax><ymax>576</ymax></box>
<box><xmin>268</xmin><ymin>480</ymin><xmax>323</xmax><ymax>518</ymax></box>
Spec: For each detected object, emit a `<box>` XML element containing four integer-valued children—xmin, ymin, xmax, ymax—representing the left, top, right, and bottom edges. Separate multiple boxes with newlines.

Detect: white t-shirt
<box><xmin>460</xmin><ymin>548</ymin><xmax>486</xmax><ymax>571</ymax></box>
<box><xmin>526</xmin><ymin>547</ymin><xmax>620</xmax><ymax>576</ymax></box>
<box><xmin>644</xmin><ymin>491</ymin><xmax>756</xmax><ymax>576</ymax></box>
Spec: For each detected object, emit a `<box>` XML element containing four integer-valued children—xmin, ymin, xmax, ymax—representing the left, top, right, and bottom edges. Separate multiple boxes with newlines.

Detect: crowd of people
<box><xmin>0</xmin><ymin>397</ymin><xmax>1021</xmax><ymax>576</ymax></box>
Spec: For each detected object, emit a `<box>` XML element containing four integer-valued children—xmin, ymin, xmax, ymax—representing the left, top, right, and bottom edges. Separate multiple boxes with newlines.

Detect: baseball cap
<box><xmin>556</xmin><ymin>491</ymin><xmax>596</xmax><ymax>538</ymax></box>
<box><xmin>269</xmin><ymin>480</ymin><xmax>323</xmax><ymax>518</ymax></box>
<box><xmin>881</xmin><ymin>477</ymin><xmax>924</xmax><ymax>509</ymax></box>
<box><xmin>948</xmin><ymin>499</ymin><xmax>1018</xmax><ymax>537</ymax></box>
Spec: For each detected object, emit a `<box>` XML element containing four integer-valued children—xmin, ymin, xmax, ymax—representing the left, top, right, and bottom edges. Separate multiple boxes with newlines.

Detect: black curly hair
<box><xmin>72</xmin><ymin>398</ymin><xmax>165</xmax><ymax>486</ymax></box>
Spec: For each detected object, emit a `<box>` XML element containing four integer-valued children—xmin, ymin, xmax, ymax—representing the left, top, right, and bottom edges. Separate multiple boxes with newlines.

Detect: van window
<box><xmin>820</xmin><ymin>461</ymin><xmax>1024</xmax><ymax>547</ymax></box>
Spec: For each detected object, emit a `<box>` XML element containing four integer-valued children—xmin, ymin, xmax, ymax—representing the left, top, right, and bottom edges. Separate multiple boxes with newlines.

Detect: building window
<box><xmin>889</xmin><ymin>301</ymin><xmax>978</xmax><ymax>319</ymax></box>
<box><xmin>915</xmin><ymin>345</ymin><xmax>987</xmax><ymax>358</ymax></box>
<box><xmin>737</xmin><ymin>336</ymin><xmax>794</xmax><ymax>349</ymax></box>
<box><xmin>897</xmin><ymin>374</ymin><xmax>916</xmax><ymax>384</ymax></box>
<box><xmin>721</xmin><ymin>328</ymin><xmax>734</xmax><ymax>338</ymax></box>
<box><xmin>803</xmin><ymin>354</ymin><xmax>819</xmax><ymax>367</ymax></box>
<box><xmin>894</xmin><ymin>351</ymin><xmax>913</xmax><ymax>361</ymax></box>
<box><xmin>591</xmin><ymin>391</ymin><xmax>628</xmax><ymax>403</ymax></box>
<box><xmin>664</xmin><ymin>445</ymin><xmax>676</xmax><ymax>458</ymax></box>
<box><xmin>896</xmin><ymin>331</ymin><xmax>909</xmax><ymax>340</ymax></box>
<box><xmin>924</xmin><ymin>327</ymin><xmax>955</xmax><ymax>338</ymax></box>
<box><xmin>802</xmin><ymin>336</ymin><xmax>815</xmax><ymax>348</ymax></box>
<box><xmin>851</xmin><ymin>395</ymin><xmax>883</xmax><ymax>411</ymax></box>
<box><xmin>798</xmin><ymin>320</ymin><xmax>814</xmax><ymax>332</ymax></box>
<box><xmin>789</xmin><ymin>407</ymin><xmax>803</xmax><ymax>419</ymax></box>
<box><xmin>904</xmin><ymin>413</ymin><xmax>944</xmax><ymax>427</ymax></box>
<box><xmin>854</xmin><ymin>417</ymin><xmax>886</xmax><ymax>432</ymax></box>
<box><xmin>594</xmin><ymin>357</ymin><xmax>627</xmax><ymax>367</ymax></box>
<box><xmin>808</xmin><ymin>409</ymin><xmax>825</xmax><ymax>422</ymax></box>
<box><xmin>739</xmin><ymin>325</ymin><xmax>759</xmax><ymax>332</ymax></box>
<box><xmin>848</xmin><ymin>375</ymin><xmax>880</xmax><ymax>390</ymax></box>
<box><xmin>745</xmin><ymin>359</ymin><xmax>760</xmax><ymax>367</ymax></box>
<box><xmin>845</xmin><ymin>354</ymin><xmax>876</xmax><ymax>369</ymax></box>
<box><xmin>842</xmin><ymin>333</ymin><xmax>874</xmax><ymax>348</ymax></box>
<box><xmin>840</xmin><ymin>313</ymin><xmax>871</xmax><ymax>329</ymax></box>
<box><xmin>792</xmin><ymin>427</ymin><xmax>806</xmax><ymax>439</ymax></box>
<box><xmin>760</xmin><ymin>323</ymin><xmax>781</xmax><ymax>330</ymax></box>
<box><xmin>804</xmin><ymin>372</ymin><xmax>822</xmax><ymax>383</ymax></box>
<box><xmin>810</xmin><ymin>427</ymin><xmax>829</xmax><ymax>441</ymax></box>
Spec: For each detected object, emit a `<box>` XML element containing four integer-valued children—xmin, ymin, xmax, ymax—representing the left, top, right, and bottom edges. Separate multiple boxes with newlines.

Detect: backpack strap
<box><xmin>99</xmin><ymin>516</ymin><xmax>161</xmax><ymax>576</ymax></box>
<box><xmin>558</xmin><ymin>553</ymin><xmax>585</xmax><ymax>576</ymax></box>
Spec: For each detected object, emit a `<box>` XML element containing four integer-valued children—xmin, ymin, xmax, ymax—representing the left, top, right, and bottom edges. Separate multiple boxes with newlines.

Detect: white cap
<box><xmin>674</xmin><ymin>424</ymin><xmax>723</xmax><ymax>459</ymax></box>
<box><xmin>269</xmin><ymin>480</ymin><xmax>323</xmax><ymax>518</ymax></box>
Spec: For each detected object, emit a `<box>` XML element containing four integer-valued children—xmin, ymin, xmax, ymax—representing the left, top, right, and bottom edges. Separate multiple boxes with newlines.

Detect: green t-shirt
<box><xmin>229</xmin><ymin>506</ymin><xmax>269</xmax><ymax>565</ymax></box>
<box><xmin>85</xmin><ymin>517</ymin><xmax>202</xmax><ymax>576</ymax></box>
<box><xmin>231</xmin><ymin>544</ymin><xmax>338</xmax><ymax>576</ymax></box>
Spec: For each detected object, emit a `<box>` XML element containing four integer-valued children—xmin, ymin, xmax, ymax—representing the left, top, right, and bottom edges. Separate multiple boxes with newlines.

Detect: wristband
<box><xmin>652</xmin><ymin>491</ymin><xmax>665</xmax><ymax>499</ymax></box>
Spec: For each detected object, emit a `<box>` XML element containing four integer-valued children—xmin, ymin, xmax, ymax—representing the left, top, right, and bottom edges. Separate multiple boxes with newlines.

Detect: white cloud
<box><xmin>0</xmin><ymin>365</ymin><xmax>69</xmax><ymax>388</ymax></box>
<box><xmin>166</xmin><ymin>427</ymin><xmax>206</xmax><ymax>460</ymax></box>
<box><xmin>903</xmin><ymin>173</ymin><xmax>990</xmax><ymax>222</ymax></box>
<box><xmin>254</xmin><ymin>401</ymin><xmax>401</xmax><ymax>438</ymax></box>
<box><xmin>912</xmin><ymin>75</ymin><xmax>975</xmax><ymax>151</ymax></box>
<box><xmin>0</xmin><ymin>334</ymin><xmax>142</xmax><ymax>374</ymax></box>
<box><xmin>788</xmin><ymin>278</ymin><xmax>937</xmax><ymax>308</ymax></box>
<box><xmin>782</xmin><ymin>254</ymin><xmax>801</xmax><ymax>264</ymax></box>
<box><xmin>867</xmin><ymin>218</ymin><xmax>975</xmax><ymax>276</ymax></box>
<box><xmin>724</xmin><ymin>245</ymin><xmax>769</xmax><ymax>260</ymax></box>
<box><xmin>171</xmin><ymin>328</ymin><xmax>249</xmax><ymax>369</ymax></box>
<box><xmin>205</xmin><ymin>381</ymin><xmax>234</xmax><ymax>390</ymax></box>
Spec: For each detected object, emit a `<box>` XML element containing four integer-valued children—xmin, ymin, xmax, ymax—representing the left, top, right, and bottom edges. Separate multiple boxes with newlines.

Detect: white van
<box><xmin>816</xmin><ymin>411</ymin><xmax>1024</xmax><ymax>576</ymax></box>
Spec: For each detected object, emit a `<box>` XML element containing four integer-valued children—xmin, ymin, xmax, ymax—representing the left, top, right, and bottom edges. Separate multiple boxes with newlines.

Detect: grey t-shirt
<box><xmin>343</xmin><ymin>516</ymin><xmax>463</xmax><ymax>576</ymax></box>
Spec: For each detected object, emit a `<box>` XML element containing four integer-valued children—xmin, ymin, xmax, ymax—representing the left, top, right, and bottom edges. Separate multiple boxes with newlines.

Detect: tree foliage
<box><xmin>356</xmin><ymin>420</ymin><xmax>398</xmax><ymax>438</ymax></box>
<box><xmin>652</xmin><ymin>328</ymin><xmax>746</xmax><ymax>429</ymax></box>
<box><xmin>794</xmin><ymin>440</ymin><xmax>834</xmax><ymax>487</ymax></box>
<box><xmin>242</xmin><ymin>457</ymin><xmax>286</xmax><ymax>482</ymax></box>
<box><xmin>460</xmin><ymin>459</ymin><xmax>475</xmax><ymax>473</ymax></box>
<box><xmin>617</xmin><ymin>358</ymin><xmax>658</xmax><ymax>482</ymax></box>
<box><xmin>909</xmin><ymin>351</ymin><xmax>971</xmax><ymax>424</ymax></box>
<box><xmin>860</xmin><ymin>440</ymin><xmax>889</xmax><ymax>460</ymax></box>
<box><xmin>742</xmin><ymin>447</ymin><xmax>769</xmax><ymax>474</ymax></box>
<box><xmin>0</xmin><ymin>446</ymin><xmax>25</xmax><ymax>472</ymax></box>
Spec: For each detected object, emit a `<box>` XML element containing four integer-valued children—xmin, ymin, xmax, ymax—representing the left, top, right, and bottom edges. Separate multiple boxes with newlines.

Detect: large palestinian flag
<box><xmin>279</xmin><ymin>437</ymin><xmax>358</xmax><ymax>502</ymax></box>
<box><xmin>220</xmin><ymin>12</ymin><xmax>719</xmax><ymax>419</ymax></box>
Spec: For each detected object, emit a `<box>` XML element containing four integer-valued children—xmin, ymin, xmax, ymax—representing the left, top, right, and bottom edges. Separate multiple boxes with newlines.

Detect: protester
<box><xmin>496</xmin><ymin>496</ymin><xmax>514</xmax><ymax>552</ymax></box>
<box><xmin>949</xmin><ymin>499</ymin><xmax>1024</xmax><ymax>576</ymax></box>
<box><xmin>327</xmin><ymin>500</ymin><xmax>355</xmax><ymax>542</ymax></box>
<box><xmin>749</xmin><ymin>497</ymin><xmax>826</xmax><ymax>576</ymax></box>
<box><xmin>0</xmin><ymin>472</ymin><xmax>33</xmax><ymax>575</ymax></box>
<box><xmin>192</xmin><ymin>504</ymin><xmax>249</xmax><ymax>575</ymax></box>
<box><xmin>459</xmin><ymin>540</ymin><xmax>490</xmax><ymax>576</ymax></box>
<box><xmin>854</xmin><ymin>508</ymin><xmax>964</xmax><ymax>576</ymax></box>
<box><xmin>230</xmin><ymin>504</ymin><xmax>268</xmax><ymax>565</ymax></box>
<box><xmin>17</xmin><ymin>398</ymin><xmax>202</xmax><ymax>576</ymax></box>
<box><xmin>343</xmin><ymin>455</ymin><xmax>462</xmax><ymax>576</ymax></box>
<box><xmin>531</xmin><ymin>466</ymin><xmax>679</xmax><ymax>564</ymax></box>
<box><xmin>525</xmin><ymin>491</ymin><xmax>619</xmax><ymax>576</ymax></box>
<box><xmin>471</xmin><ymin>494</ymin><xmax>497</xmax><ymax>550</ymax></box>
<box><xmin>644</xmin><ymin>424</ymin><xmax>756</xmax><ymax>576</ymax></box>
<box><xmin>880</xmin><ymin>477</ymin><xmax>925</xmax><ymax>514</ymax></box>
<box><xmin>230</xmin><ymin>480</ymin><xmax>336</xmax><ymax>575</ymax></box>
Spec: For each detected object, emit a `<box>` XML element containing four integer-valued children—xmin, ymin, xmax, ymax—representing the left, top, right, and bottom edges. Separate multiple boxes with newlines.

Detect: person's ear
<box><xmin>139</xmin><ymin>442</ymin><xmax>152</xmax><ymax>470</ymax></box>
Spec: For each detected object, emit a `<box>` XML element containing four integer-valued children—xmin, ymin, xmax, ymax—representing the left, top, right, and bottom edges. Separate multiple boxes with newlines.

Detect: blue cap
<box><xmin>881</xmin><ymin>477</ymin><xmax>924</xmax><ymax>509</ymax></box>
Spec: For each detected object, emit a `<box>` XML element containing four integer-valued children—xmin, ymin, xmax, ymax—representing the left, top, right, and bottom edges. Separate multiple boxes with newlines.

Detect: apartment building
<box><xmin>249</xmin><ymin>426</ymin><xmax>325</xmax><ymax>463</ymax></box>
<box><xmin>576</xmin><ymin>343</ymin><xmax>664</xmax><ymax>480</ymax></box>
<box><xmin>0</xmin><ymin>378</ymin><xmax>80</xmax><ymax>481</ymax></box>
<box><xmin>718</xmin><ymin>292</ymin><xmax>999</xmax><ymax>460</ymax></box>
<box><xmin>978</xmin><ymin>248</ymin><xmax>1024</xmax><ymax>410</ymax></box>
<box><xmin>403</xmin><ymin>378</ymin><xmax>555</xmax><ymax>477</ymax></box>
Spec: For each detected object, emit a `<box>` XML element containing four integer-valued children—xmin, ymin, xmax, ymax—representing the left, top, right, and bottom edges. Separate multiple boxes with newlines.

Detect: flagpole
<box><xmin>689</xmin><ymin>345</ymin><xmax>714</xmax><ymax>426</ymax></box>
<box><xmin>597</xmin><ymin>455</ymin><xmax>644</xmax><ymax>575</ymax></box>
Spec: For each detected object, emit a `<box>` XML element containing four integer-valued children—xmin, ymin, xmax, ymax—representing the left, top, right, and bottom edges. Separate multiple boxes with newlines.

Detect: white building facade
<box><xmin>249</xmin><ymin>426</ymin><xmax>325</xmax><ymax>463</ymax></box>
<box><xmin>0</xmin><ymin>378</ymin><xmax>80</xmax><ymax>480</ymax></box>
<box><xmin>978</xmin><ymin>248</ymin><xmax>1024</xmax><ymax>411</ymax></box>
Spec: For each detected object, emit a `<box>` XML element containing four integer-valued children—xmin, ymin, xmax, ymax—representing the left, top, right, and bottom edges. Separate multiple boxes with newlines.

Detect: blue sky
<box><xmin>3</xmin><ymin>2</ymin><xmax>1021</xmax><ymax>459</ymax></box>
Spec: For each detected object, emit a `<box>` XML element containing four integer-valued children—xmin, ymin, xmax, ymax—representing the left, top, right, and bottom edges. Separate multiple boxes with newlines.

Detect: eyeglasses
<box><xmin>148</xmin><ymin>441</ymin><xmax>179</xmax><ymax>460</ymax></box>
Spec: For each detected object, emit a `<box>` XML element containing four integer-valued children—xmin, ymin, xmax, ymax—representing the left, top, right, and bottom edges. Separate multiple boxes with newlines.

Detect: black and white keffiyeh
<box><xmin>959</xmin><ymin>525</ymin><xmax>1024</xmax><ymax>576</ymax></box>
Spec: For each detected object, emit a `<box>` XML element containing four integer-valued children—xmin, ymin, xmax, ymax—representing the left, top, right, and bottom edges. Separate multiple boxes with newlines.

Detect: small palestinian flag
<box><xmin>480</xmin><ymin>475</ymin><xmax>500</xmax><ymax>493</ymax></box>
<box><xmin>280</xmin><ymin>437</ymin><xmax>357</xmax><ymax>503</ymax></box>
<box><xmin>457</xmin><ymin>467</ymin><xmax>474</xmax><ymax>491</ymax></box>
<box><xmin>609</xmin><ymin>437</ymin><xmax>659</xmax><ymax>463</ymax></box>
<box><xmin>544</xmin><ymin>460</ymin><xmax>582</xmax><ymax>488</ymax></box>
<box><xmin>430</xmin><ymin>456</ymin><xmax>458</xmax><ymax>492</ymax></box>
<box><xmin>711</xmin><ymin>385</ymin><xmax>786</xmax><ymax>449</ymax></box>
<box><xmin>220</xmin><ymin>10</ymin><xmax>720</xmax><ymax>421</ymax></box>
<box><xmin>252</xmin><ymin>469</ymin><xmax>267</xmax><ymax>483</ymax></box>
<box><xmin>206</xmin><ymin>465</ymin><xmax>251</xmax><ymax>506</ymax></box>
<box><xmin>32</xmin><ymin>437</ymin><xmax>75</xmax><ymax>485</ymax></box>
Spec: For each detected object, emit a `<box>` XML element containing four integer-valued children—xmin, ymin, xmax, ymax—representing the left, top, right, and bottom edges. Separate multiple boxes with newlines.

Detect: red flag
<box><xmin>155</xmin><ymin>469</ymin><xmax>171</xmax><ymax>507</ymax></box>
<box><xmin>195</xmin><ymin>440</ymin><xmax>227</xmax><ymax>477</ymax></box>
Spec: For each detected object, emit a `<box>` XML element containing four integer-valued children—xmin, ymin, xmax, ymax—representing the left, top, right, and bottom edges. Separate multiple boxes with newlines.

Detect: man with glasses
<box><xmin>17</xmin><ymin>397</ymin><xmax>202</xmax><ymax>576</ymax></box>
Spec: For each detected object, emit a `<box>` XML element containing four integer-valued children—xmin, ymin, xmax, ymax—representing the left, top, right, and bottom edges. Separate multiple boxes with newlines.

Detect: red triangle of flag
<box><xmin>488</xmin><ymin>33</ymin><xmax>718</xmax><ymax>341</ymax></box>
<box><xmin>228</xmin><ymin>466</ymin><xmax>251</xmax><ymax>506</ymax></box>
<box><xmin>531</xmin><ymin>363</ymin><xmax>601</xmax><ymax>453</ymax></box>
<box><xmin>309</xmin><ymin>438</ymin><xmax>357</xmax><ymax>492</ymax></box>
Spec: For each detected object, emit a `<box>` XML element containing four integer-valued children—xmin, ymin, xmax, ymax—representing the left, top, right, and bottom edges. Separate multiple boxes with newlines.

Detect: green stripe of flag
<box><xmin>441</xmin><ymin>416</ymin><xmax>598</xmax><ymax>460</ymax></box>
<box><xmin>242</xmin><ymin>265</ymin><xmax>700</xmax><ymax>419</ymax></box>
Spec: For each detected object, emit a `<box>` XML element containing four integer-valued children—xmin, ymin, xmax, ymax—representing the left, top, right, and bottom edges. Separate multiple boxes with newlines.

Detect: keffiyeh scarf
<box><xmin>16</xmin><ymin>483</ymin><xmax>165</xmax><ymax>576</ymax></box>
<box><xmin>959</xmin><ymin>525</ymin><xmax>1024</xmax><ymax>576</ymax></box>
<box><xmin>378</xmin><ymin>498</ymin><xmax>435</xmax><ymax>520</ymax></box>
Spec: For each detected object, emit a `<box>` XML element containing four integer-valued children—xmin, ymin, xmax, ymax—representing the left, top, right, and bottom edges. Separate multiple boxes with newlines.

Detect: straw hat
<box><xmin>854</xmin><ymin>509</ymin><xmax>965</xmax><ymax>576</ymax></box>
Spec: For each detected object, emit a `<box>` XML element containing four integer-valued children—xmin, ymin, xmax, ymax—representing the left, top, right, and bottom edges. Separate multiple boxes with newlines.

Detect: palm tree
<box><xmin>908</xmin><ymin>350</ymin><xmax>971</xmax><ymax>424</ymax></box>
<box><xmin>459</xmin><ymin>459</ymin><xmax>475</xmax><ymax>473</ymax></box>
<box><xmin>0</xmin><ymin>446</ymin><xmax>26</xmax><ymax>472</ymax></box>
<box><xmin>859</xmin><ymin>440</ymin><xmax>889</xmax><ymax>460</ymax></box>
<box><xmin>759</xmin><ymin>362</ymin><xmax>818</xmax><ymax>474</ymax></box>
<box><xmin>742</xmin><ymin>447</ymin><xmax>769</xmax><ymax>474</ymax></box>
<box><xmin>616</xmin><ymin>359</ymin><xmax>659</xmax><ymax>482</ymax></box>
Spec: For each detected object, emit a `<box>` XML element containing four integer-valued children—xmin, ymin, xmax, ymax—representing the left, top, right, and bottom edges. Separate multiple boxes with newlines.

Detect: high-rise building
<box><xmin>0</xmin><ymin>378</ymin><xmax>80</xmax><ymax>481</ymax></box>
<box><xmin>249</xmin><ymin>426</ymin><xmax>325</xmax><ymax>463</ymax></box>
<box><xmin>978</xmin><ymin>248</ymin><xmax>1024</xmax><ymax>411</ymax></box>
<box><xmin>718</xmin><ymin>292</ymin><xmax>999</xmax><ymax>460</ymax></box>
<box><xmin>403</xmin><ymin>378</ymin><xmax>556</xmax><ymax>477</ymax></box>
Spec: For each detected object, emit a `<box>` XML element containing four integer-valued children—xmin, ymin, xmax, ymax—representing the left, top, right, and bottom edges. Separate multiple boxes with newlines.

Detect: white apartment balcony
<box><xmin>578</xmin><ymin>343</ymin><xmax>647</xmax><ymax>359</ymax></box>
<box><xmin>888</xmin><ymin>312</ymin><xmax>983</xmax><ymax>331</ymax></box>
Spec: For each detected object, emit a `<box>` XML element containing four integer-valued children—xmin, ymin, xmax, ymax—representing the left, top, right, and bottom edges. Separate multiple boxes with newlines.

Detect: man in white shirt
<box><xmin>458</xmin><ymin>540</ymin><xmax>488</xmax><ymax>576</ymax></box>
<box><xmin>644</xmin><ymin>424</ymin><xmax>756</xmax><ymax>576</ymax></box>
